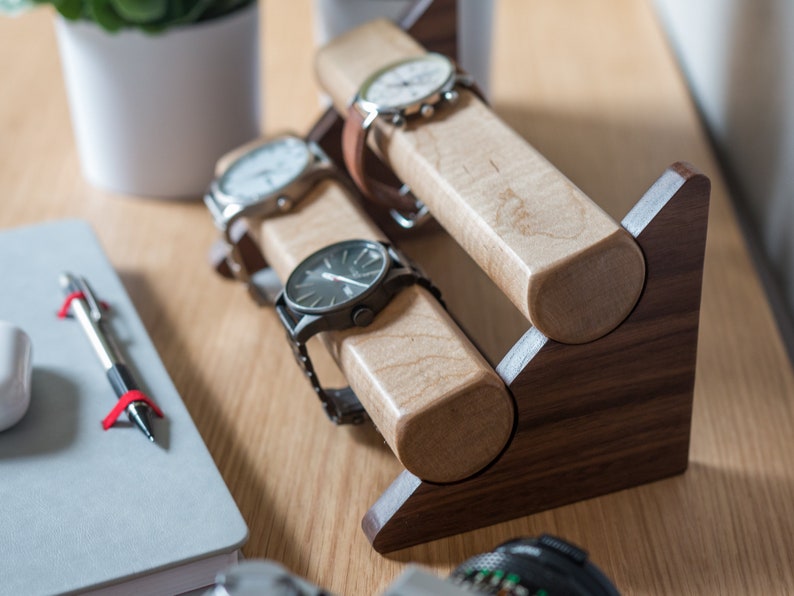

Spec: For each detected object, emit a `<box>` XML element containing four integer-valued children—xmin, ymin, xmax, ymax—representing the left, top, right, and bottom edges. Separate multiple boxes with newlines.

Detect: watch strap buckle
<box><xmin>208</xmin><ymin>220</ymin><xmax>283</xmax><ymax>306</ymax></box>
<box><xmin>389</xmin><ymin>197</ymin><xmax>431</xmax><ymax>229</ymax></box>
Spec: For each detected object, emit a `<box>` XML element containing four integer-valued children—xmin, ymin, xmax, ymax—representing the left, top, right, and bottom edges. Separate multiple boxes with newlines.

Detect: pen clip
<box><xmin>75</xmin><ymin>276</ymin><xmax>105</xmax><ymax>322</ymax></box>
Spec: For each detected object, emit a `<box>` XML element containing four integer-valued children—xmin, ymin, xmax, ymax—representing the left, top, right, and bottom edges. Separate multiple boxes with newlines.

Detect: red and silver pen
<box><xmin>59</xmin><ymin>272</ymin><xmax>158</xmax><ymax>442</ymax></box>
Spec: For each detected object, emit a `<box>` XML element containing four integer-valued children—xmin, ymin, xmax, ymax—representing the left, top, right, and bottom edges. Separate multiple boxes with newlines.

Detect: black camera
<box><xmin>207</xmin><ymin>534</ymin><xmax>620</xmax><ymax>595</ymax></box>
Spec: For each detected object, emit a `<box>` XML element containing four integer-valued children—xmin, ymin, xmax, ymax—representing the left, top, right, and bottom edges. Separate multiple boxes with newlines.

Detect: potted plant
<box><xmin>1</xmin><ymin>0</ymin><xmax>262</xmax><ymax>198</ymax></box>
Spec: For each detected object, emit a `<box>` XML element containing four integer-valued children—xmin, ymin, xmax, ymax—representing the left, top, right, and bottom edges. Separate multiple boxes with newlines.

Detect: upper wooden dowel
<box><xmin>315</xmin><ymin>20</ymin><xmax>646</xmax><ymax>344</ymax></box>
<box><xmin>259</xmin><ymin>179</ymin><xmax>514</xmax><ymax>483</ymax></box>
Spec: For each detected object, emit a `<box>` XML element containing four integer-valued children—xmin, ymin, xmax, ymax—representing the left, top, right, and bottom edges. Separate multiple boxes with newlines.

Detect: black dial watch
<box><xmin>275</xmin><ymin>239</ymin><xmax>441</xmax><ymax>425</ymax></box>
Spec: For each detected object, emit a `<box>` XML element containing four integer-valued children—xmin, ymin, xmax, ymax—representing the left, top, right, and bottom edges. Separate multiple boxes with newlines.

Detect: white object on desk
<box><xmin>0</xmin><ymin>321</ymin><xmax>32</xmax><ymax>432</ymax></box>
<box><xmin>54</xmin><ymin>3</ymin><xmax>261</xmax><ymax>199</ymax></box>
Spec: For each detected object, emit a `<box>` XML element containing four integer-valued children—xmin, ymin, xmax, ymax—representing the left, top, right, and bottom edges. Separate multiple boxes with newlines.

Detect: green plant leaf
<box><xmin>109</xmin><ymin>0</ymin><xmax>166</xmax><ymax>24</ymax></box>
<box><xmin>87</xmin><ymin>0</ymin><xmax>124</xmax><ymax>31</ymax></box>
<box><xmin>53</xmin><ymin>0</ymin><xmax>83</xmax><ymax>20</ymax></box>
<box><xmin>202</xmin><ymin>0</ymin><xmax>248</xmax><ymax>20</ymax></box>
<box><xmin>22</xmin><ymin>0</ymin><xmax>254</xmax><ymax>31</ymax></box>
<box><xmin>134</xmin><ymin>0</ymin><xmax>206</xmax><ymax>32</ymax></box>
<box><xmin>168</xmin><ymin>0</ymin><xmax>215</xmax><ymax>25</ymax></box>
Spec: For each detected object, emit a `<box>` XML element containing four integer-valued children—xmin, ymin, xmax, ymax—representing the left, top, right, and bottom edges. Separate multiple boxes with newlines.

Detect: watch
<box><xmin>204</xmin><ymin>133</ymin><xmax>336</xmax><ymax>303</ymax></box>
<box><xmin>342</xmin><ymin>52</ymin><xmax>479</xmax><ymax>228</ymax></box>
<box><xmin>205</xmin><ymin>134</ymin><xmax>334</xmax><ymax>233</ymax></box>
<box><xmin>275</xmin><ymin>238</ymin><xmax>441</xmax><ymax>425</ymax></box>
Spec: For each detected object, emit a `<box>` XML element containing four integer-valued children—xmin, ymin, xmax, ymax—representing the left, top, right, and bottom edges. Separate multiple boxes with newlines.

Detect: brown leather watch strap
<box><xmin>342</xmin><ymin>105</ymin><xmax>420</xmax><ymax>213</ymax></box>
<box><xmin>341</xmin><ymin>67</ymin><xmax>486</xmax><ymax>216</ymax></box>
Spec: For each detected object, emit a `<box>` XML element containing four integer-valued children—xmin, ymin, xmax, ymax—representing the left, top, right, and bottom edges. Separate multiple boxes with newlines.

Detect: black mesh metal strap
<box><xmin>288</xmin><ymin>335</ymin><xmax>368</xmax><ymax>425</ymax></box>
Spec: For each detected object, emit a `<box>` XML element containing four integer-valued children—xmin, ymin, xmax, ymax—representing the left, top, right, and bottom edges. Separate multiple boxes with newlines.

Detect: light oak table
<box><xmin>1</xmin><ymin>1</ymin><xmax>793</xmax><ymax>594</ymax></box>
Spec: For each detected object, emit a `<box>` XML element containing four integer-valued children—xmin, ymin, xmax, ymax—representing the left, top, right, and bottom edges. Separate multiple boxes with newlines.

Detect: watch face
<box><xmin>217</xmin><ymin>136</ymin><xmax>311</xmax><ymax>205</ymax></box>
<box><xmin>359</xmin><ymin>53</ymin><xmax>455</xmax><ymax>111</ymax></box>
<box><xmin>285</xmin><ymin>240</ymin><xmax>390</xmax><ymax>313</ymax></box>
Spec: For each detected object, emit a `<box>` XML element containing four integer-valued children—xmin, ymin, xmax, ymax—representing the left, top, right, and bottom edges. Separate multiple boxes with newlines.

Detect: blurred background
<box><xmin>654</xmin><ymin>0</ymin><xmax>794</xmax><ymax>357</ymax></box>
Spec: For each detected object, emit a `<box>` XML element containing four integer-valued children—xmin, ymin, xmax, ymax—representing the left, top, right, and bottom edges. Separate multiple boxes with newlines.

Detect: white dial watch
<box><xmin>342</xmin><ymin>52</ymin><xmax>481</xmax><ymax>228</ymax></box>
<box><xmin>204</xmin><ymin>132</ymin><xmax>338</xmax><ymax>304</ymax></box>
<box><xmin>205</xmin><ymin>134</ymin><xmax>333</xmax><ymax>238</ymax></box>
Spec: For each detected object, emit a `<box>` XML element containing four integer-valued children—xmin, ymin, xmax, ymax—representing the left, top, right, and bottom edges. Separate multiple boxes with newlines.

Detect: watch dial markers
<box><xmin>285</xmin><ymin>240</ymin><xmax>390</xmax><ymax>312</ymax></box>
<box><xmin>217</xmin><ymin>136</ymin><xmax>311</xmax><ymax>205</ymax></box>
<box><xmin>361</xmin><ymin>54</ymin><xmax>454</xmax><ymax>110</ymax></box>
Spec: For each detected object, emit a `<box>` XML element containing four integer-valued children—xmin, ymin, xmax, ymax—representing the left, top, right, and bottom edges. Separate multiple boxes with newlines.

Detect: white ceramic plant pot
<box><xmin>313</xmin><ymin>0</ymin><xmax>494</xmax><ymax>97</ymax></box>
<box><xmin>55</xmin><ymin>3</ymin><xmax>261</xmax><ymax>199</ymax></box>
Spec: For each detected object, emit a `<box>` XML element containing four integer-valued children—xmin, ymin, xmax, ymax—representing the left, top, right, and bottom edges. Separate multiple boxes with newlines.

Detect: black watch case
<box><xmin>277</xmin><ymin>239</ymin><xmax>418</xmax><ymax>343</ymax></box>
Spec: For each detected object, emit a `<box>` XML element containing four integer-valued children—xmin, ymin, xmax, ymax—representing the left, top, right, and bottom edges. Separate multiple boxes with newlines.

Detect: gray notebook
<box><xmin>0</xmin><ymin>220</ymin><xmax>248</xmax><ymax>595</ymax></box>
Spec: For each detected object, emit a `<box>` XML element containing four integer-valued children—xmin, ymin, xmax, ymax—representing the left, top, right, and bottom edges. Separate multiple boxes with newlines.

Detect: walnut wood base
<box><xmin>363</xmin><ymin>162</ymin><xmax>711</xmax><ymax>553</ymax></box>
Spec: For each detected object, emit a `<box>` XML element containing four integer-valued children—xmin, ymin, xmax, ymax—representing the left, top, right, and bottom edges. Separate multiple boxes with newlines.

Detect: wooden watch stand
<box><xmin>237</xmin><ymin>154</ymin><xmax>712</xmax><ymax>555</ymax></box>
<box><xmin>357</xmin><ymin>163</ymin><xmax>710</xmax><ymax>553</ymax></box>
<box><xmin>312</xmin><ymin>2</ymin><xmax>711</xmax><ymax>553</ymax></box>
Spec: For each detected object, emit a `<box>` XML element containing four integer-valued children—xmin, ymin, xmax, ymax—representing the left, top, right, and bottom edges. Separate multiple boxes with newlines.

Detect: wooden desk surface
<box><xmin>2</xmin><ymin>1</ymin><xmax>793</xmax><ymax>594</ymax></box>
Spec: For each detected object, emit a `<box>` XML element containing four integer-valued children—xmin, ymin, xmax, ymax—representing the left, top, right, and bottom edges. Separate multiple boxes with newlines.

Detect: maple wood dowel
<box><xmin>315</xmin><ymin>20</ymin><xmax>646</xmax><ymax>344</ymax></box>
<box><xmin>258</xmin><ymin>179</ymin><xmax>514</xmax><ymax>483</ymax></box>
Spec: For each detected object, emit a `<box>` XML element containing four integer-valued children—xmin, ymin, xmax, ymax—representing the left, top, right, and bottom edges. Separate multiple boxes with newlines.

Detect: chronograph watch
<box><xmin>275</xmin><ymin>239</ymin><xmax>441</xmax><ymax>425</ymax></box>
<box><xmin>342</xmin><ymin>52</ymin><xmax>480</xmax><ymax>228</ymax></box>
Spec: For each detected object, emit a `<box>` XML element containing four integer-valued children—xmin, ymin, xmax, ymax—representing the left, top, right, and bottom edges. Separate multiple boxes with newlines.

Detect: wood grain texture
<box><xmin>3</xmin><ymin>1</ymin><xmax>794</xmax><ymax>594</ymax></box>
<box><xmin>259</xmin><ymin>180</ymin><xmax>514</xmax><ymax>483</ymax></box>
<box><xmin>364</xmin><ymin>162</ymin><xmax>709</xmax><ymax>552</ymax></box>
<box><xmin>316</xmin><ymin>19</ymin><xmax>647</xmax><ymax>344</ymax></box>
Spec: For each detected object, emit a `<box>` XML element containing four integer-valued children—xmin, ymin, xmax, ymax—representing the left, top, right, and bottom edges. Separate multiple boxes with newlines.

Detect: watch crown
<box><xmin>391</xmin><ymin>114</ymin><xmax>406</xmax><ymax>127</ymax></box>
<box><xmin>277</xmin><ymin>196</ymin><xmax>293</xmax><ymax>212</ymax></box>
<box><xmin>420</xmin><ymin>104</ymin><xmax>435</xmax><ymax>118</ymax></box>
<box><xmin>443</xmin><ymin>89</ymin><xmax>460</xmax><ymax>104</ymax></box>
<box><xmin>352</xmin><ymin>306</ymin><xmax>375</xmax><ymax>327</ymax></box>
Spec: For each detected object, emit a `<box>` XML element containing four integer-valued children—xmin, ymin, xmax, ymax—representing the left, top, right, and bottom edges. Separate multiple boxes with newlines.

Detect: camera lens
<box><xmin>448</xmin><ymin>534</ymin><xmax>620</xmax><ymax>596</ymax></box>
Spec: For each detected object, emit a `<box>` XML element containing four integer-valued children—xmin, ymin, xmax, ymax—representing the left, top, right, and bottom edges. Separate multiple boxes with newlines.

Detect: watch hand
<box><xmin>248</xmin><ymin>167</ymin><xmax>275</xmax><ymax>180</ymax></box>
<box><xmin>320</xmin><ymin>272</ymin><xmax>369</xmax><ymax>288</ymax></box>
<box><xmin>235</xmin><ymin>168</ymin><xmax>275</xmax><ymax>182</ymax></box>
<box><xmin>381</xmin><ymin>81</ymin><xmax>413</xmax><ymax>89</ymax></box>
<box><xmin>406</xmin><ymin>73</ymin><xmax>439</xmax><ymax>86</ymax></box>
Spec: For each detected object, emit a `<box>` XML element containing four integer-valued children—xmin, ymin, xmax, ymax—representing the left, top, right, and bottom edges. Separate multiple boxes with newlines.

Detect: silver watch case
<box><xmin>350</xmin><ymin>54</ymin><xmax>473</xmax><ymax>228</ymax></box>
<box><xmin>204</xmin><ymin>134</ymin><xmax>334</xmax><ymax>243</ymax></box>
<box><xmin>351</xmin><ymin>53</ymin><xmax>473</xmax><ymax>129</ymax></box>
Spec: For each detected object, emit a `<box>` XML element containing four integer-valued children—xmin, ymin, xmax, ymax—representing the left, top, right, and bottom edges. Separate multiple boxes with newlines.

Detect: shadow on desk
<box><xmin>117</xmin><ymin>271</ymin><xmax>303</xmax><ymax>565</ymax></box>
<box><xmin>491</xmin><ymin>102</ymin><xmax>711</xmax><ymax>224</ymax></box>
<box><xmin>387</xmin><ymin>462</ymin><xmax>794</xmax><ymax>594</ymax></box>
<box><xmin>0</xmin><ymin>369</ymin><xmax>79</xmax><ymax>458</ymax></box>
